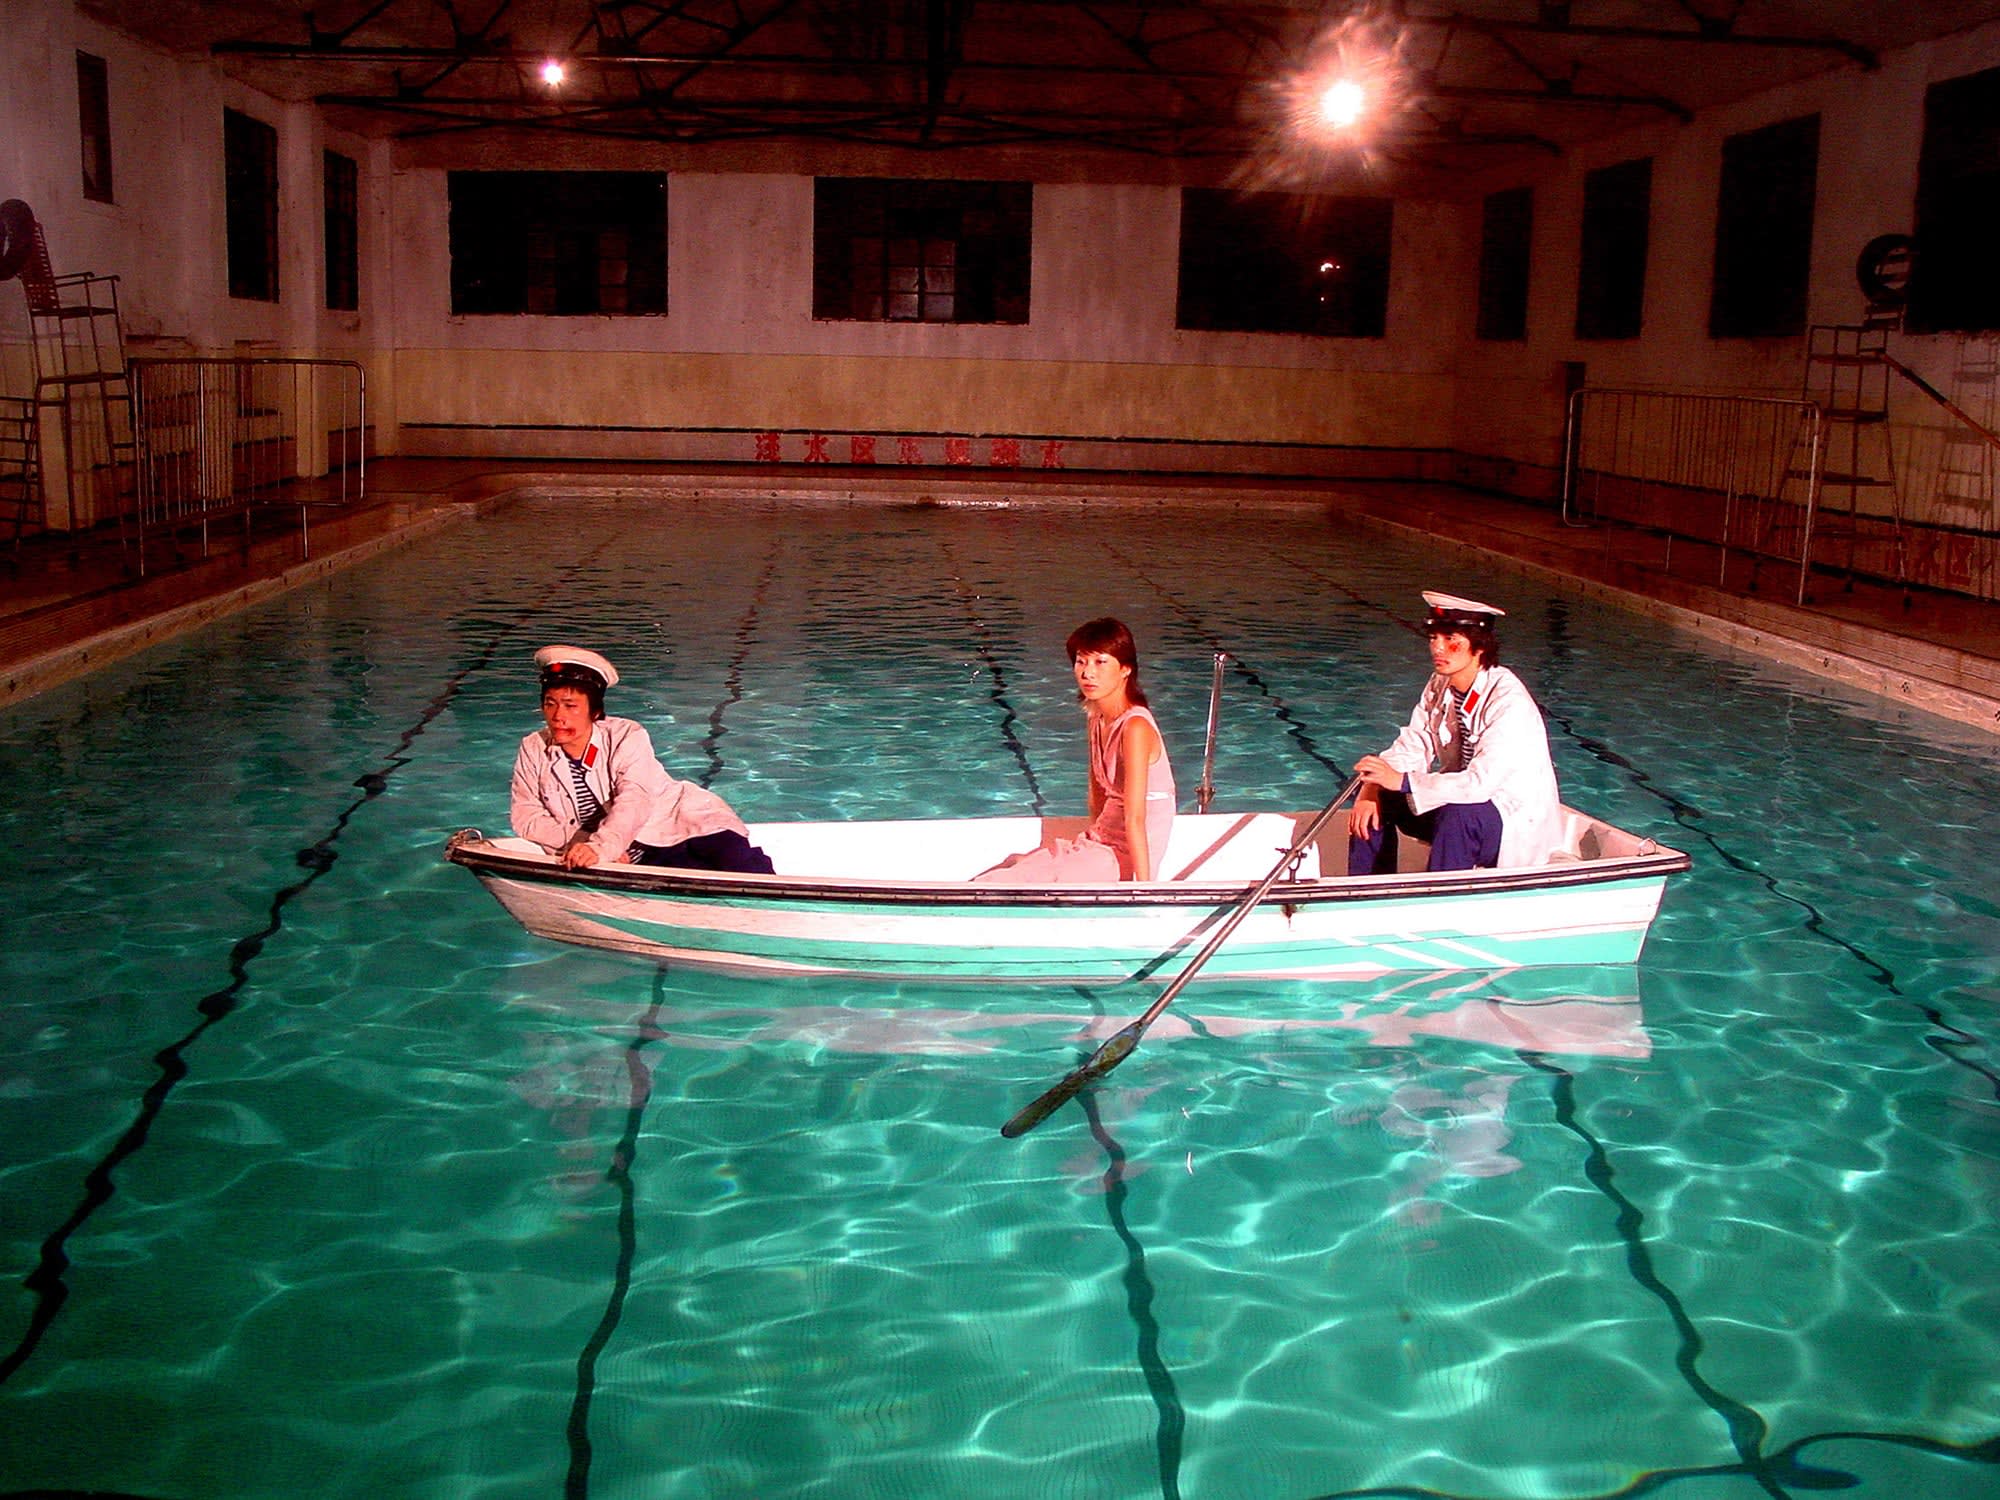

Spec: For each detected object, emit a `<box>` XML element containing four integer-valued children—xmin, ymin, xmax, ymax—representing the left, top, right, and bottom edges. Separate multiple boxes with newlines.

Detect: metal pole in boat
<box><xmin>1197</xmin><ymin>651</ymin><xmax>1228</xmax><ymax>813</ymax></box>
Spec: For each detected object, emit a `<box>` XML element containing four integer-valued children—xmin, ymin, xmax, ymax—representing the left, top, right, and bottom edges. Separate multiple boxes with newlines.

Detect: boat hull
<box><xmin>446</xmin><ymin>810</ymin><xmax>1687</xmax><ymax>984</ymax></box>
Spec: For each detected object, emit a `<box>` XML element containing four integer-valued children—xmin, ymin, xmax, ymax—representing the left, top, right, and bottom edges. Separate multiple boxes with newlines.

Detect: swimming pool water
<box><xmin>1</xmin><ymin>494</ymin><xmax>1996</xmax><ymax>1499</ymax></box>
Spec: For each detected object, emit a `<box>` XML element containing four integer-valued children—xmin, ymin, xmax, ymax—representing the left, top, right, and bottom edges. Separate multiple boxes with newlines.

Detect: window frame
<box><xmin>224</xmin><ymin>107</ymin><xmax>280</xmax><ymax>303</ymax></box>
<box><xmin>447</xmin><ymin>171</ymin><xmax>668</xmax><ymax>317</ymax></box>
<box><xmin>1908</xmin><ymin>63</ymin><xmax>2000</xmax><ymax>334</ymax></box>
<box><xmin>323</xmin><ymin>149</ymin><xmax>359</xmax><ymax>313</ymax></box>
<box><xmin>1574</xmin><ymin>156</ymin><xmax>1652</xmax><ymax>341</ymax></box>
<box><xmin>1475</xmin><ymin>186</ymin><xmax>1533</xmax><ymax>342</ymax></box>
<box><xmin>1176</xmin><ymin>188</ymin><xmax>1393</xmax><ymax>338</ymax></box>
<box><xmin>77</xmin><ymin>52</ymin><xmax>114</xmax><ymax>205</ymax></box>
<box><xmin>1709</xmin><ymin>114</ymin><xmax>1819</xmax><ymax>339</ymax></box>
<box><xmin>812</xmin><ymin>177</ymin><xmax>1032</xmax><ymax>326</ymax></box>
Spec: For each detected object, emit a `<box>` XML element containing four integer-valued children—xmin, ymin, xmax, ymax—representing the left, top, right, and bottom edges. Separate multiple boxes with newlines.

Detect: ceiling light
<box><xmin>1319</xmin><ymin>80</ymin><xmax>1367</xmax><ymax>128</ymax></box>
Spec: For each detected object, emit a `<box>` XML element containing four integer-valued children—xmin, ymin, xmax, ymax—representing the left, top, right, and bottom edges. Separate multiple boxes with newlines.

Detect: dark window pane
<box><xmin>1710</xmin><ymin>114</ymin><xmax>1818</xmax><ymax>338</ymax></box>
<box><xmin>1908</xmin><ymin>63</ymin><xmax>2000</xmax><ymax>333</ymax></box>
<box><xmin>1575</xmin><ymin>157</ymin><xmax>1650</xmax><ymax>340</ymax></box>
<box><xmin>77</xmin><ymin>53</ymin><xmax>113</xmax><ymax>204</ymax></box>
<box><xmin>324</xmin><ymin>150</ymin><xmax>359</xmax><ymax>312</ymax></box>
<box><xmin>448</xmin><ymin>172</ymin><xmax>667</xmax><ymax>316</ymax></box>
<box><xmin>225</xmin><ymin>109</ymin><xmax>279</xmax><ymax>303</ymax></box>
<box><xmin>1176</xmin><ymin>189</ymin><xmax>1392</xmax><ymax>337</ymax></box>
<box><xmin>813</xmin><ymin>179</ymin><xmax>1031</xmax><ymax>325</ymax></box>
<box><xmin>1476</xmin><ymin>186</ymin><xmax>1532</xmax><ymax>341</ymax></box>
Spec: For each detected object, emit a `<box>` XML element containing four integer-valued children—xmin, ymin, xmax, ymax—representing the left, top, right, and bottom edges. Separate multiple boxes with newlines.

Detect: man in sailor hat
<box><xmin>1347</xmin><ymin>592</ymin><xmax>1563</xmax><ymax>874</ymax></box>
<box><xmin>511</xmin><ymin>645</ymin><xmax>774</xmax><ymax>873</ymax></box>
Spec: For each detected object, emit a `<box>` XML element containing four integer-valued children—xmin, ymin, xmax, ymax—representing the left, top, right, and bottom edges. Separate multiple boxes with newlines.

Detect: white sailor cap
<box><xmin>1421</xmin><ymin>591</ymin><xmax>1506</xmax><ymax>632</ymax></box>
<box><xmin>534</xmin><ymin>644</ymin><xmax>620</xmax><ymax>690</ymax></box>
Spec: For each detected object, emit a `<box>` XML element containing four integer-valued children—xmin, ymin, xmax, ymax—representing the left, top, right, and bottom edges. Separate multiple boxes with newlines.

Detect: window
<box><xmin>1476</xmin><ymin>186</ymin><xmax>1532</xmax><ymax>341</ymax></box>
<box><xmin>813</xmin><ymin>178</ymin><xmax>1031</xmax><ymax>324</ymax></box>
<box><xmin>448</xmin><ymin>172</ymin><xmax>667</xmax><ymax>316</ymax></box>
<box><xmin>1710</xmin><ymin>114</ymin><xmax>1819</xmax><ymax>338</ymax></box>
<box><xmin>324</xmin><ymin>151</ymin><xmax>359</xmax><ymax>312</ymax></box>
<box><xmin>1574</xmin><ymin>157</ymin><xmax>1651</xmax><ymax>340</ymax></box>
<box><xmin>224</xmin><ymin>109</ymin><xmax>279</xmax><ymax>302</ymax></box>
<box><xmin>1177</xmin><ymin>190</ymin><xmax>1391</xmax><ymax>337</ymax></box>
<box><xmin>77</xmin><ymin>53</ymin><xmax>113</xmax><ymax>204</ymax></box>
<box><xmin>1909</xmin><ymin>63</ymin><xmax>2000</xmax><ymax>333</ymax></box>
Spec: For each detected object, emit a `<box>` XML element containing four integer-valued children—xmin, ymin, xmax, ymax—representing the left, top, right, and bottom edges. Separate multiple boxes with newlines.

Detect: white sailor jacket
<box><xmin>1376</xmin><ymin>664</ymin><xmax>1564</xmax><ymax>867</ymax></box>
<box><xmin>510</xmin><ymin>716</ymin><xmax>748</xmax><ymax>863</ymax></box>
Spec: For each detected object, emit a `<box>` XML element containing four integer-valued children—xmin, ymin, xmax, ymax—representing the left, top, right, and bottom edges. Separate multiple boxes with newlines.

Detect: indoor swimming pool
<box><xmin>0</xmin><ymin>493</ymin><xmax>1996</xmax><ymax>1500</ymax></box>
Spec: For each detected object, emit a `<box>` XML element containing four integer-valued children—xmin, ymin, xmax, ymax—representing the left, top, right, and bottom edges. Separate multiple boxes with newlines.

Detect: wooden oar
<box><xmin>1000</xmin><ymin>775</ymin><xmax>1365</xmax><ymax>1138</ymax></box>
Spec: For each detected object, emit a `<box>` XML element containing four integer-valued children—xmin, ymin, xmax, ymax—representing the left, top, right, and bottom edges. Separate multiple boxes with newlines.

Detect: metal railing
<box><xmin>1561</xmin><ymin>387</ymin><xmax>1826</xmax><ymax>605</ymax></box>
<box><xmin>128</xmin><ymin>357</ymin><xmax>365</xmax><ymax>570</ymax></box>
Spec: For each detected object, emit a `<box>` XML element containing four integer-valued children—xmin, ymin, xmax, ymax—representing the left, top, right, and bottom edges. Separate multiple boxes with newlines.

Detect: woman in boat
<box><xmin>510</xmin><ymin>645</ymin><xmax>775</xmax><ymax>874</ymax></box>
<box><xmin>978</xmin><ymin>617</ymin><xmax>1176</xmax><ymax>884</ymax></box>
<box><xmin>1347</xmin><ymin>591</ymin><xmax>1562</xmax><ymax>874</ymax></box>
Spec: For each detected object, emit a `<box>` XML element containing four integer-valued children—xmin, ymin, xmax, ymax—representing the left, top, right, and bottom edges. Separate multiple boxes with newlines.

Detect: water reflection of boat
<box><xmin>446</xmin><ymin>807</ymin><xmax>1686</xmax><ymax>983</ymax></box>
<box><xmin>505</xmin><ymin>964</ymin><xmax>1650</xmax><ymax>1066</ymax></box>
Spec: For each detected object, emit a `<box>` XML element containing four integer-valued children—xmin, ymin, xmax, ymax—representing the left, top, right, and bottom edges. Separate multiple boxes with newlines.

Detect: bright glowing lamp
<box><xmin>540</xmin><ymin>58</ymin><xmax>566</xmax><ymax>86</ymax></box>
<box><xmin>1319</xmin><ymin>79</ymin><xmax>1366</xmax><ymax>128</ymax></box>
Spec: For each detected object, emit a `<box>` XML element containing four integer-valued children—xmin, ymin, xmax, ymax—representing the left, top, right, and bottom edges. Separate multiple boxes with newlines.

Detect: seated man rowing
<box><xmin>1348</xmin><ymin>591</ymin><xmax>1563</xmax><ymax>875</ymax></box>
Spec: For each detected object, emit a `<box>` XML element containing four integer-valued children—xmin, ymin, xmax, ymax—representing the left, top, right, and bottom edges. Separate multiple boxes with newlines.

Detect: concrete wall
<box><xmin>2</xmin><ymin>0</ymin><xmax>1997</xmax><ymax>572</ymax></box>
<box><xmin>385</xmin><ymin>172</ymin><xmax>1462</xmax><ymax>466</ymax></box>
<box><xmin>1451</xmin><ymin>23</ymin><xmax>2000</xmax><ymax>498</ymax></box>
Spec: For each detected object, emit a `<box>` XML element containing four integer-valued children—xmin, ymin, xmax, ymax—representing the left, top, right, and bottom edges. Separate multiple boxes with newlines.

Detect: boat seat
<box><xmin>1162</xmin><ymin>812</ymin><xmax>1321</xmax><ymax>883</ymax></box>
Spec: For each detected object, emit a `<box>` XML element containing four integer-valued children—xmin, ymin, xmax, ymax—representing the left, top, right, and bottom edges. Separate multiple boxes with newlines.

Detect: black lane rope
<box><xmin>698</xmin><ymin>537</ymin><xmax>782</xmax><ymax>791</ymax></box>
<box><xmin>1113</xmin><ymin>549</ymin><xmax>1348</xmax><ymax>784</ymax></box>
<box><xmin>1532</xmin><ymin>678</ymin><xmax>1999</xmax><ymax>1104</ymax></box>
<box><xmin>565</xmin><ymin>562</ymin><xmax>778</xmax><ymax>1497</ymax></box>
<box><xmin>1078</xmin><ymin>1092</ymin><xmax>1186</xmax><ymax>1500</ymax></box>
<box><xmin>1528</xmin><ymin>1051</ymin><xmax>1802</xmax><ymax>1500</ymax></box>
<box><xmin>564</xmin><ymin>982</ymin><xmax>668</xmax><ymax>1500</ymax></box>
<box><xmin>938</xmin><ymin>537</ymin><xmax>1045</xmax><ymax>813</ymax></box>
<box><xmin>0</xmin><ymin>628</ymin><xmax>523</xmax><ymax>1388</ymax></box>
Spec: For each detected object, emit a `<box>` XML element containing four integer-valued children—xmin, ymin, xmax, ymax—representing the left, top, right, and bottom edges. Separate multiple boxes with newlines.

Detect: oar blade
<box><xmin>999</xmin><ymin>1026</ymin><xmax>1140</xmax><ymax>1138</ymax></box>
<box><xmin>997</xmin><ymin>774</ymin><xmax>1362</xmax><ymax>1140</ymax></box>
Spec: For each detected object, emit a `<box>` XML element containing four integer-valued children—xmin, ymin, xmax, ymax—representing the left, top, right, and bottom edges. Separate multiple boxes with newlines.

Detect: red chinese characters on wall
<box><xmin>749</xmin><ymin>432</ymin><xmax>1066</xmax><ymax>472</ymax></box>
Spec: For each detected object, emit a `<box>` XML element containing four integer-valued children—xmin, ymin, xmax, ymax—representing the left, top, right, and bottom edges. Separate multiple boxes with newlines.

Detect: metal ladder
<box><xmin>0</xmin><ymin>394</ymin><xmax>39</xmax><ymax>556</ymax></box>
<box><xmin>1799</xmin><ymin>322</ymin><xmax>1908</xmax><ymax>602</ymax></box>
<box><xmin>4</xmin><ymin>200</ymin><xmax>137</xmax><ymax>544</ymax></box>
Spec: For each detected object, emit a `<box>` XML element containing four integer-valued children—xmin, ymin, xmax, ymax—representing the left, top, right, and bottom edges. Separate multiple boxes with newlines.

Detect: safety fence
<box><xmin>1561</xmin><ymin>388</ymin><xmax>1826</xmax><ymax>605</ymax></box>
<box><xmin>128</xmin><ymin>357</ymin><xmax>365</xmax><ymax>570</ymax></box>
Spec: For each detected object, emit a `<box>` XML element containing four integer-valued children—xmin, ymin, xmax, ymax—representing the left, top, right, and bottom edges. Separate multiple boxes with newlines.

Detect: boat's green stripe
<box><xmin>576</xmin><ymin>881</ymin><xmax>1656</xmax><ymax>976</ymax></box>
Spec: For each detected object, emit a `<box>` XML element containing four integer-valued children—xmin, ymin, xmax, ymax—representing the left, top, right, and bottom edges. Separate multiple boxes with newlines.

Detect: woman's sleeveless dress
<box><xmin>977</xmin><ymin>705</ymin><xmax>1176</xmax><ymax>883</ymax></box>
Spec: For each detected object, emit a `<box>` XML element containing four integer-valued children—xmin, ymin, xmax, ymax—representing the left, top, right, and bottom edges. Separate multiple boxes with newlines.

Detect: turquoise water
<box><xmin>1</xmin><ymin>494</ymin><xmax>1997</xmax><ymax>1500</ymax></box>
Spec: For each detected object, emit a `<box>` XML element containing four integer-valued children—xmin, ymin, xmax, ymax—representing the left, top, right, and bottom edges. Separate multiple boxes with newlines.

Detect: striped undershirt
<box><xmin>565</xmin><ymin>754</ymin><xmax>604</xmax><ymax>828</ymax></box>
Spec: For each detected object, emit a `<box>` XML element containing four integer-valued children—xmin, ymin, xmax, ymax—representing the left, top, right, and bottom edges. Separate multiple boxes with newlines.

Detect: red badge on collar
<box><xmin>1463</xmin><ymin>689</ymin><xmax>1482</xmax><ymax>716</ymax></box>
<box><xmin>583</xmin><ymin>744</ymin><xmax>598</xmax><ymax>767</ymax></box>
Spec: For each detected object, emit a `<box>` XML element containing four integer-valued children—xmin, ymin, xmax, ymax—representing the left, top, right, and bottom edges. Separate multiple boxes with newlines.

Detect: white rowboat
<box><xmin>445</xmin><ymin>806</ymin><xmax>1688</xmax><ymax>984</ymax></box>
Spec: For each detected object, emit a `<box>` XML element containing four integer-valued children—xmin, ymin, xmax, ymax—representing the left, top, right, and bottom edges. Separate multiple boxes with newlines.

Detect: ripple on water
<box><xmin>2</xmin><ymin>498</ymin><xmax>1998</xmax><ymax>1499</ymax></box>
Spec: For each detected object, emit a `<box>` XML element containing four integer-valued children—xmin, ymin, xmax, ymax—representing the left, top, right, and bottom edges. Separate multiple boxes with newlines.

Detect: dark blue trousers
<box><xmin>630</xmin><ymin>829</ymin><xmax>775</xmax><ymax>874</ymax></box>
<box><xmin>1347</xmin><ymin>790</ymin><xmax>1504</xmax><ymax>875</ymax></box>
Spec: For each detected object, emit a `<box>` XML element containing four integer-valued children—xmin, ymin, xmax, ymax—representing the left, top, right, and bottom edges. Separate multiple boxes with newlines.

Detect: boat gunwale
<box><xmin>443</xmin><ymin>827</ymin><xmax>1692</xmax><ymax>909</ymax></box>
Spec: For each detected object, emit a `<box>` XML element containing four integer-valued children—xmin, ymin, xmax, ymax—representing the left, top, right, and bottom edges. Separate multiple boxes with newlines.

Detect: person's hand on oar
<box><xmin>1000</xmin><ymin>776</ymin><xmax>1363</xmax><ymax>1138</ymax></box>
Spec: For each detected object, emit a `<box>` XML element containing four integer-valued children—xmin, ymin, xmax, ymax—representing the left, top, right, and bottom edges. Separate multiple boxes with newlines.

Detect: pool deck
<box><xmin>4</xmin><ymin>458</ymin><xmax>1998</xmax><ymax>733</ymax></box>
